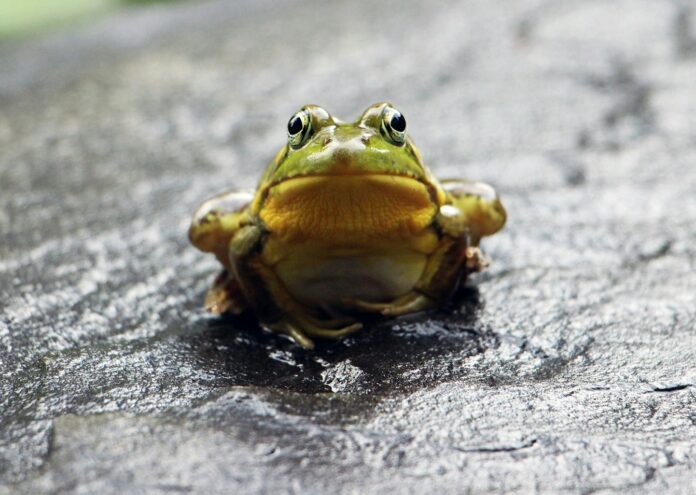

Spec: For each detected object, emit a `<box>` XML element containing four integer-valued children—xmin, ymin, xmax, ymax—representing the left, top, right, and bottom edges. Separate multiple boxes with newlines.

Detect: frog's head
<box><xmin>253</xmin><ymin>103</ymin><xmax>445</xmax><ymax>238</ymax></box>
<box><xmin>256</xmin><ymin>103</ymin><xmax>438</xmax><ymax>192</ymax></box>
<box><xmin>255</xmin><ymin>103</ymin><xmax>442</xmax><ymax>221</ymax></box>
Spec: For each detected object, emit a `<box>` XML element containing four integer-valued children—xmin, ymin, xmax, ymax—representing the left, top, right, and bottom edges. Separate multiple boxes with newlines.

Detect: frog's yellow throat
<box><xmin>259</xmin><ymin>174</ymin><xmax>439</xmax><ymax>243</ymax></box>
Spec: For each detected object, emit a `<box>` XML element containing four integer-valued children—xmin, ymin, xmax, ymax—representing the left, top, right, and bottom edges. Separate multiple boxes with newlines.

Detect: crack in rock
<box><xmin>453</xmin><ymin>437</ymin><xmax>538</xmax><ymax>454</ymax></box>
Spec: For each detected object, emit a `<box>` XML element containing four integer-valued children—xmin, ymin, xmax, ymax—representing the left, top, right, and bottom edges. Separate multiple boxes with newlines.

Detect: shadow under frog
<box><xmin>180</xmin><ymin>285</ymin><xmax>492</xmax><ymax>422</ymax></box>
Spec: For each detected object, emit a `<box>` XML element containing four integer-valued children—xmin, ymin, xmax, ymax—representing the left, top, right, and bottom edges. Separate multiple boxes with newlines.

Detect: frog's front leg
<box><xmin>189</xmin><ymin>190</ymin><xmax>255</xmax><ymax>314</ymax></box>
<box><xmin>229</xmin><ymin>225</ymin><xmax>362</xmax><ymax>349</ymax></box>
<box><xmin>440</xmin><ymin>179</ymin><xmax>506</xmax><ymax>246</ymax></box>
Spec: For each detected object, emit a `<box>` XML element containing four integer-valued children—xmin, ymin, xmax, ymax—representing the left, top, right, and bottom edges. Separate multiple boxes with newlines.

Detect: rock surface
<box><xmin>1</xmin><ymin>0</ymin><xmax>695</xmax><ymax>493</ymax></box>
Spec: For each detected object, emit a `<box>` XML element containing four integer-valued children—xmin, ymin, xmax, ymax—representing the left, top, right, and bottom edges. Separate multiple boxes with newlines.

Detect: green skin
<box><xmin>189</xmin><ymin>103</ymin><xmax>506</xmax><ymax>349</ymax></box>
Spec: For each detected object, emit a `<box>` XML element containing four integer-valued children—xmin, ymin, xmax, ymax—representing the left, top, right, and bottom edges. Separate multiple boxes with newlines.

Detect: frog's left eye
<box><xmin>287</xmin><ymin>109</ymin><xmax>313</xmax><ymax>149</ymax></box>
<box><xmin>381</xmin><ymin>106</ymin><xmax>407</xmax><ymax>145</ymax></box>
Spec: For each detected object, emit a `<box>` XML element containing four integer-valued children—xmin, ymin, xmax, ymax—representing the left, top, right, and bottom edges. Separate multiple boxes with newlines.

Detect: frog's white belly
<box><xmin>275</xmin><ymin>249</ymin><xmax>428</xmax><ymax>308</ymax></box>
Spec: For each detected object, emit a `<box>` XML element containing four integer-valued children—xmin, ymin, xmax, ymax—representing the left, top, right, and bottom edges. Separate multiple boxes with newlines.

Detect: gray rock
<box><xmin>1</xmin><ymin>0</ymin><xmax>695</xmax><ymax>493</ymax></box>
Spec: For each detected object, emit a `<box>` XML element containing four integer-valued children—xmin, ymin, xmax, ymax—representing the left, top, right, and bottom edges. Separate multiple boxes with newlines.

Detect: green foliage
<box><xmin>0</xmin><ymin>0</ymin><xmax>181</xmax><ymax>40</ymax></box>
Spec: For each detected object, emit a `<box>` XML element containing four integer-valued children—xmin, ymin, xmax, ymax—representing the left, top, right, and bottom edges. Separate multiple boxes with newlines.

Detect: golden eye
<box><xmin>287</xmin><ymin>109</ymin><xmax>312</xmax><ymax>149</ymax></box>
<box><xmin>381</xmin><ymin>106</ymin><xmax>407</xmax><ymax>145</ymax></box>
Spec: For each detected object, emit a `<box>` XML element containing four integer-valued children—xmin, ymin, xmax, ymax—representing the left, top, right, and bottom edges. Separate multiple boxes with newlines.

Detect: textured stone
<box><xmin>1</xmin><ymin>0</ymin><xmax>695</xmax><ymax>493</ymax></box>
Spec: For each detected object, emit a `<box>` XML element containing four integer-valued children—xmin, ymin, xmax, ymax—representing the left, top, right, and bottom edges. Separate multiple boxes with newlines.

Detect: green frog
<box><xmin>189</xmin><ymin>103</ymin><xmax>506</xmax><ymax>348</ymax></box>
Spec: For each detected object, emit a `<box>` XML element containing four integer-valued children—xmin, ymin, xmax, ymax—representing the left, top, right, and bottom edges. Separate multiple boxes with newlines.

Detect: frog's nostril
<box><xmin>360</xmin><ymin>134</ymin><xmax>370</xmax><ymax>145</ymax></box>
<box><xmin>322</xmin><ymin>136</ymin><xmax>333</xmax><ymax>147</ymax></box>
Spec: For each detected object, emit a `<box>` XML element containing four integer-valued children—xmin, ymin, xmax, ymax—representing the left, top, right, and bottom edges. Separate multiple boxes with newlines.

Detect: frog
<box><xmin>189</xmin><ymin>103</ymin><xmax>506</xmax><ymax>349</ymax></box>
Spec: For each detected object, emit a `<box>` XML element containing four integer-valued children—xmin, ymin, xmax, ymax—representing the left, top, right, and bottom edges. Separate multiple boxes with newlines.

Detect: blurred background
<box><xmin>0</xmin><ymin>0</ymin><xmax>172</xmax><ymax>40</ymax></box>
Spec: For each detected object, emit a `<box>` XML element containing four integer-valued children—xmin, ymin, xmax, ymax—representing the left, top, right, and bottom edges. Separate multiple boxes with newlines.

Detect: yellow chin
<box><xmin>259</xmin><ymin>174</ymin><xmax>437</xmax><ymax>242</ymax></box>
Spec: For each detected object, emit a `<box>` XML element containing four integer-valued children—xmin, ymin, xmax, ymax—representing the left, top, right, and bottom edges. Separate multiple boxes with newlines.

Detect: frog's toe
<box><xmin>345</xmin><ymin>293</ymin><xmax>435</xmax><ymax>317</ymax></box>
<box><xmin>204</xmin><ymin>270</ymin><xmax>248</xmax><ymax>315</ymax></box>
<box><xmin>315</xmin><ymin>315</ymin><xmax>357</xmax><ymax>327</ymax></box>
<box><xmin>300</xmin><ymin>321</ymin><xmax>363</xmax><ymax>339</ymax></box>
<box><xmin>465</xmin><ymin>246</ymin><xmax>491</xmax><ymax>272</ymax></box>
<box><xmin>380</xmin><ymin>294</ymin><xmax>435</xmax><ymax>316</ymax></box>
<box><xmin>267</xmin><ymin>320</ymin><xmax>316</xmax><ymax>349</ymax></box>
<box><xmin>286</xmin><ymin>325</ymin><xmax>316</xmax><ymax>349</ymax></box>
<box><xmin>342</xmin><ymin>298</ymin><xmax>391</xmax><ymax>313</ymax></box>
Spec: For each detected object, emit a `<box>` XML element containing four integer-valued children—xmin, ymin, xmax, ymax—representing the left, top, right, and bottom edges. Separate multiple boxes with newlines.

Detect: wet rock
<box><xmin>1</xmin><ymin>0</ymin><xmax>695</xmax><ymax>493</ymax></box>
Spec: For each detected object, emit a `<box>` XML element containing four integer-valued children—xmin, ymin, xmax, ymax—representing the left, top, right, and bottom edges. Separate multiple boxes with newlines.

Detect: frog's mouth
<box><xmin>259</xmin><ymin>174</ymin><xmax>438</xmax><ymax>241</ymax></box>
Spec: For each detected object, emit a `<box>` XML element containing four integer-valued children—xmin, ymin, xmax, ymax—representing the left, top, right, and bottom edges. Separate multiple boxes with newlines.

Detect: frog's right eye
<box><xmin>287</xmin><ymin>109</ymin><xmax>312</xmax><ymax>149</ymax></box>
<box><xmin>380</xmin><ymin>105</ymin><xmax>407</xmax><ymax>146</ymax></box>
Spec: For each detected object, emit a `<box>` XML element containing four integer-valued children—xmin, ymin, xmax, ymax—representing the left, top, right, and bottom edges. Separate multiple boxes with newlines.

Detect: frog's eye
<box><xmin>381</xmin><ymin>106</ymin><xmax>407</xmax><ymax>145</ymax></box>
<box><xmin>287</xmin><ymin>109</ymin><xmax>312</xmax><ymax>149</ymax></box>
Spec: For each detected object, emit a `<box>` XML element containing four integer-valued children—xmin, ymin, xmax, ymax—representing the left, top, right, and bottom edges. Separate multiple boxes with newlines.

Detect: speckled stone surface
<box><xmin>1</xmin><ymin>0</ymin><xmax>695</xmax><ymax>493</ymax></box>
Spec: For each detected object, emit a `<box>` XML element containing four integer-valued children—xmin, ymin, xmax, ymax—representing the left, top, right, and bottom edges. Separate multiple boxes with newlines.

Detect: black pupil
<box><xmin>390</xmin><ymin>112</ymin><xmax>406</xmax><ymax>133</ymax></box>
<box><xmin>288</xmin><ymin>115</ymin><xmax>303</xmax><ymax>135</ymax></box>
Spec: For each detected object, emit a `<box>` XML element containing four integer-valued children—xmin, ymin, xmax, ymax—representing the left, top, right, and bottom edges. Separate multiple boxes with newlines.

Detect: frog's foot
<box><xmin>267</xmin><ymin>315</ymin><xmax>363</xmax><ymax>349</ymax></box>
<box><xmin>345</xmin><ymin>292</ymin><xmax>436</xmax><ymax>317</ymax></box>
<box><xmin>204</xmin><ymin>270</ymin><xmax>247</xmax><ymax>315</ymax></box>
<box><xmin>465</xmin><ymin>246</ymin><xmax>490</xmax><ymax>273</ymax></box>
<box><xmin>267</xmin><ymin>320</ymin><xmax>315</xmax><ymax>349</ymax></box>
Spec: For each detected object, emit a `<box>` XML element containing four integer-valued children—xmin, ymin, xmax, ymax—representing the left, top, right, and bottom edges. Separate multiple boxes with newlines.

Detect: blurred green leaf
<box><xmin>0</xmin><ymin>0</ymin><xmax>183</xmax><ymax>40</ymax></box>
